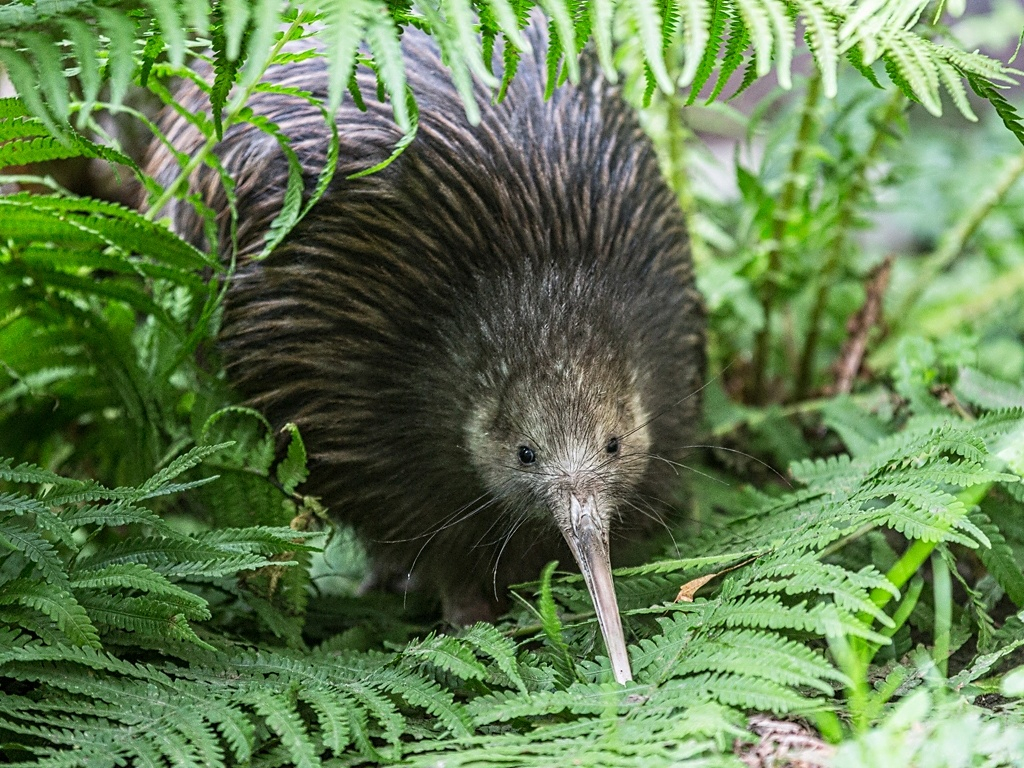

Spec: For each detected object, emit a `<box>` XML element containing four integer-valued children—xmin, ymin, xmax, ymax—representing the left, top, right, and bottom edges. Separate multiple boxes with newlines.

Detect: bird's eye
<box><xmin>605</xmin><ymin>437</ymin><xmax>620</xmax><ymax>454</ymax></box>
<box><xmin>517</xmin><ymin>445</ymin><xmax>536</xmax><ymax>465</ymax></box>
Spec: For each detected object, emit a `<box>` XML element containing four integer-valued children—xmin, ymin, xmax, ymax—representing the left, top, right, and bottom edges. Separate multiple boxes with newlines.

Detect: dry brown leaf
<box><xmin>675</xmin><ymin>573</ymin><xmax>719</xmax><ymax>602</ymax></box>
<box><xmin>674</xmin><ymin>557</ymin><xmax>758</xmax><ymax>602</ymax></box>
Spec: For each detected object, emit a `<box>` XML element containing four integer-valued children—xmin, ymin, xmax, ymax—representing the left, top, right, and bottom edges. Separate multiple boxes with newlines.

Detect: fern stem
<box><xmin>664</xmin><ymin>94</ymin><xmax>708</xmax><ymax>267</ymax></box>
<box><xmin>931</xmin><ymin>552</ymin><xmax>952</xmax><ymax>677</ymax></box>
<box><xmin>748</xmin><ymin>74</ymin><xmax>822</xmax><ymax>404</ymax></box>
<box><xmin>891</xmin><ymin>148</ymin><xmax>1024</xmax><ymax>326</ymax></box>
<box><xmin>793</xmin><ymin>91</ymin><xmax>906</xmax><ymax>400</ymax></box>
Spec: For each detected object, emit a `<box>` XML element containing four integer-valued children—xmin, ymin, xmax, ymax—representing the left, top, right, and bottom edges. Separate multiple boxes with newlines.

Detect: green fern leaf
<box><xmin>709</xmin><ymin>5</ymin><xmax>750</xmax><ymax>101</ymax></box>
<box><xmin>467</xmin><ymin>682</ymin><xmax>630</xmax><ymax>725</ymax></box>
<box><xmin>2</xmin><ymin>501</ymin><xmax>74</xmax><ymax>548</ymax></box>
<box><xmin>0</xmin><ymin>136</ymin><xmax>80</xmax><ymax>171</ymax></box>
<box><xmin>322</xmin><ymin>0</ymin><xmax>379</xmax><ymax>114</ymax></box>
<box><xmin>0</xmin><ymin>116</ymin><xmax>49</xmax><ymax>142</ymax></box>
<box><xmin>276</xmin><ymin>423</ymin><xmax>309</xmax><ymax>496</ymax></box>
<box><xmin>458</xmin><ymin>621</ymin><xmax>527</xmax><ymax>692</ymax></box>
<box><xmin>795</xmin><ymin>0</ymin><xmax>838</xmax><ymax>97</ymax></box>
<box><xmin>630</xmin><ymin>0</ymin><xmax>674</xmax><ymax>94</ymax></box>
<box><xmin>539</xmin><ymin>0</ymin><xmax>579</xmax><ymax>84</ymax></box>
<box><xmin>708</xmin><ymin>594</ymin><xmax>888</xmax><ymax>642</ymax></box>
<box><xmin>959</xmin><ymin>369</ymin><xmax>1024</xmax><ymax>410</ymax></box>
<box><xmin>50</xmin><ymin>497</ymin><xmax>167</xmax><ymax>533</ymax></box>
<box><xmin>0</xmin><ymin>195</ymin><xmax>217</xmax><ymax>272</ymax></box>
<box><xmin>973</xmin><ymin>407</ymin><xmax>1024</xmax><ymax>445</ymax></box>
<box><xmin>98</xmin><ymin>8</ymin><xmax>138</xmax><ymax>107</ymax></box>
<box><xmin>21</xmin><ymin>31</ymin><xmax>70</xmax><ymax>128</ymax></box>
<box><xmin>789</xmin><ymin>453</ymin><xmax>856</xmax><ymax>485</ymax></box>
<box><xmin>140</xmin><ymin>443</ymin><xmax>233</xmax><ymax>496</ymax></box>
<box><xmin>376</xmin><ymin>666</ymin><xmax>473</xmax><ymax>737</ymax></box>
<box><xmin>0</xmin><ymin>579</ymin><xmax>100</xmax><ymax>648</ymax></box>
<box><xmin>70</xmin><ymin>563</ymin><xmax>210</xmax><ymax>616</ymax></box>
<box><xmin>303</xmin><ymin>690</ymin><xmax>353</xmax><ymax>755</ymax></box>
<box><xmin>138</xmin><ymin>31</ymin><xmax>166</xmax><ymax>88</ymax></box>
<box><xmin>587</xmin><ymin>0</ymin><xmax>616</xmax><ymax>77</ymax></box>
<box><xmin>416</xmin><ymin>0</ymin><xmax>481</xmax><ymax>124</ymax></box>
<box><xmin>209</xmin><ymin>5</ymin><xmax>243</xmax><ymax>141</ymax></box>
<box><xmin>203</xmin><ymin>698</ymin><xmax>256</xmax><ymax>764</ymax></box>
<box><xmin>535</xmin><ymin>560</ymin><xmax>577</xmax><ymax>684</ymax></box>
<box><xmin>404</xmin><ymin>633</ymin><xmax>489</xmax><ymax>682</ymax></box>
<box><xmin>0</xmin><ymin>492</ymin><xmax>49</xmax><ymax>517</ymax></box>
<box><xmin>3</xmin><ymin>259</ymin><xmax>179</xmax><ymax>330</ymax></box>
<box><xmin>880</xmin><ymin>28</ymin><xmax>942</xmax><ymax>116</ymax></box>
<box><xmin>171</xmin><ymin>715</ymin><xmax>225</xmax><ymax>767</ymax></box>
<box><xmin>76</xmin><ymin>593</ymin><xmax>213</xmax><ymax>649</ymax></box>
<box><xmin>731</xmin><ymin>0</ymin><xmax>774</xmax><ymax>80</ymax></box>
<box><xmin>741</xmin><ymin>555</ymin><xmax>897</xmax><ymax>626</ymax></box>
<box><xmin>684</xmin><ymin>670</ymin><xmax>813</xmax><ymax>713</ymax></box>
<box><xmin>682</xmin><ymin>0</ymin><xmax>720</xmax><ymax>97</ymax></box>
<box><xmin>0</xmin><ymin>524</ymin><xmax>69</xmax><ymax>589</ymax></box>
<box><xmin>972</xmin><ymin>510</ymin><xmax>1024</xmax><ymax>607</ymax></box>
<box><xmin>233</xmin><ymin>108</ymin><xmax>305</xmax><ymax>259</ymax></box>
<box><xmin>935</xmin><ymin>60</ymin><xmax>978</xmax><ymax>122</ymax></box>
<box><xmin>0</xmin><ymin>97</ymin><xmax>29</xmax><ymax>119</ymax></box>
<box><xmin>665</xmin><ymin>628</ymin><xmax>844</xmax><ymax>693</ymax></box>
<box><xmin>249</xmin><ymin>688</ymin><xmax>320</xmax><ymax>768</ymax></box>
<box><xmin>77</xmin><ymin>536</ymin><xmax>294</xmax><ymax>579</ymax></box>
<box><xmin>762</xmin><ymin>0</ymin><xmax>795</xmax><ymax>88</ymax></box>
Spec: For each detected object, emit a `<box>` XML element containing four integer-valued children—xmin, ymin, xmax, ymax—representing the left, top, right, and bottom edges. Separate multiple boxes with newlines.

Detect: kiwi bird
<box><xmin>146</xmin><ymin>24</ymin><xmax>705</xmax><ymax>683</ymax></box>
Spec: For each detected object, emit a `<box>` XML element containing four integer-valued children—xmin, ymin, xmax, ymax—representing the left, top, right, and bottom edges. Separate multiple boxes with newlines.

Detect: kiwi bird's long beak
<box><xmin>560</xmin><ymin>494</ymin><xmax>633</xmax><ymax>684</ymax></box>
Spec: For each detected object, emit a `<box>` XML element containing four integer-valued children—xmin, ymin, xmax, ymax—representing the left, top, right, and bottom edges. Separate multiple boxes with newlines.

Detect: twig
<box><xmin>830</xmin><ymin>255</ymin><xmax>893</xmax><ymax>395</ymax></box>
<box><xmin>795</xmin><ymin>91</ymin><xmax>906</xmax><ymax>399</ymax></box>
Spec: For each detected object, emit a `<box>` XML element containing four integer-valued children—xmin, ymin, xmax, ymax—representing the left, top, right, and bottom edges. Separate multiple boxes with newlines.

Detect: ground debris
<box><xmin>735</xmin><ymin>715</ymin><xmax>834</xmax><ymax>768</ymax></box>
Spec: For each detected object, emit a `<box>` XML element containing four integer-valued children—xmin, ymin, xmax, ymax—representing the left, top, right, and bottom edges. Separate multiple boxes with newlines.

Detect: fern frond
<box><xmin>684</xmin><ymin>0</ymin><xmax>725</xmax><ymax>101</ymax></box>
<box><xmin>795</xmin><ymin>0</ymin><xmax>839</xmax><ymax>97</ymax></box>
<box><xmin>704</xmin><ymin>594</ymin><xmax>889</xmax><ymax>642</ymax></box>
<box><xmin>70</xmin><ymin>563</ymin><xmax>208</xmax><ymax>614</ymax></box>
<box><xmin>0</xmin><ymin>457</ymin><xmax>81</xmax><ymax>487</ymax></box>
<box><xmin>403</xmin><ymin>633</ymin><xmax>489</xmax><ymax>682</ymax></box>
<box><xmin>972</xmin><ymin>510</ymin><xmax>1024</xmax><ymax>607</ymax></box>
<box><xmin>0</xmin><ymin>195</ymin><xmax>217</xmax><ymax>273</ymax></box>
<box><xmin>75</xmin><ymin>593</ymin><xmax>210</xmax><ymax>643</ymax></box>
<box><xmin>661</xmin><ymin>628</ymin><xmax>845</xmax><ymax>693</ymax></box>
<box><xmin>55</xmin><ymin>500</ymin><xmax>170</xmax><ymax>531</ymax></box>
<box><xmin>467</xmin><ymin>682</ymin><xmax>630</xmax><ymax>725</ymax></box>
<box><xmin>249</xmin><ymin>688</ymin><xmax>321</xmax><ymax>768</ymax></box>
<box><xmin>0</xmin><ymin>525</ymin><xmax>69</xmax><ymax>589</ymax></box>
<box><xmin>139</xmin><ymin>443</ymin><xmax>232</xmax><ymax>496</ymax></box>
<box><xmin>0</xmin><ymin>580</ymin><xmax>99</xmax><ymax>648</ymax></box>
<box><xmin>303</xmin><ymin>691</ymin><xmax>353</xmax><ymax>755</ymax></box>
<box><xmin>456</xmin><ymin>621</ymin><xmax>527</xmax><ymax>692</ymax></box>
<box><xmin>630</xmin><ymin>0</ymin><xmax>674</xmax><ymax>94</ymax></box>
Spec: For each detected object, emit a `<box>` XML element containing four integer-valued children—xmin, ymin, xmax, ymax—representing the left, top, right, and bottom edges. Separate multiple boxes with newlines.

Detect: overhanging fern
<box><xmin>0</xmin><ymin>0</ymin><xmax>1018</xmax><ymax>138</ymax></box>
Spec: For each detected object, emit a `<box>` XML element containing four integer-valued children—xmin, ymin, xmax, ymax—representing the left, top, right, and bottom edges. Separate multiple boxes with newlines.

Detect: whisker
<box><xmin>674</xmin><ymin>444</ymin><xmax>791</xmax><ymax>487</ymax></box>
<box><xmin>492</xmin><ymin>509</ymin><xmax>532</xmax><ymax>601</ymax></box>
<box><xmin>618</xmin><ymin>363</ymin><xmax>733</xmax><ymax>445</ymax></box>
<box><xmin>376</xmin><ymin>490</ymin><xmax>495</xmax><ymax>543</ymax></box>
<box><xmin>620</xmin><ymin>497</ymin><xmax>680</xmax><ymax>557</ymax></box>
<box><xmin>640</xmin><ymin>452</ymin><xmax>732</xmax><ymax>486</ymax></box>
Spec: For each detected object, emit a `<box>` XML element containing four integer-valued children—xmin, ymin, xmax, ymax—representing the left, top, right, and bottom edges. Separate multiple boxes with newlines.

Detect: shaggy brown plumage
<box><xmin>146</xmin><ymin>26</ymin><xmax>705</xmax><ymax>653</ymax></box>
